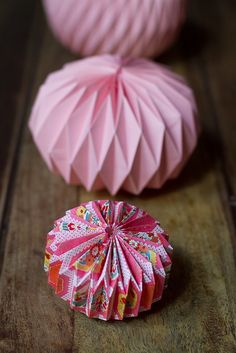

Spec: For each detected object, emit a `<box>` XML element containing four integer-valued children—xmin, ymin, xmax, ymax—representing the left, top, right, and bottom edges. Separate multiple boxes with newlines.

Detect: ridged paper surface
<box><xmin>29</xmin><ymin>55</ymin><xmax>199</xmax><ymax>195</ymax></box>
<box><xmin>44</xmin><ymin>200</ymin><xmax>173</xmax><ymax>320</ymax></box>
<box><xmin>43</xmin><ymin>0</ymin><xmax>186</xmax><ymax>57</ymax></box>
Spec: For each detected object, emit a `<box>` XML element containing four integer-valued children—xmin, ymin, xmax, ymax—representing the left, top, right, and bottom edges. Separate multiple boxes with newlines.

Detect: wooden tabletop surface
<box><xmin>0</xmin><ymin>1</ymin><xmax>236</xmax><ymax>353</ymax></box>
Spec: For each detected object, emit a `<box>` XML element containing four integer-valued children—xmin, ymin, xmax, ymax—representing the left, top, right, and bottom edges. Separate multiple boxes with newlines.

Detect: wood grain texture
<box><xmin>0</xmin><ymin>0</ymin><xmax>36</xmax><ymax>256</ymax></box>
<box><xmin>0</xmin><ymin>1</ymin><xmax>235</xmax><ymax>353</ymax></box>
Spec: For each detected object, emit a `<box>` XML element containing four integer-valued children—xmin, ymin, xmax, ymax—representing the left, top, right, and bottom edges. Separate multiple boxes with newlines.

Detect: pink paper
<box><xmin>29</xmin><ymin>56</ymin><xmax>199</xmax><ymax>195</ymax></box>
<box><xmin>43</xmin><ymin>0</ymin><xmax>186</xmax><ymax>58</ymax></box>
<box><xmin>44</xmin><ymin>200</ymin><xmax>173</xmax><ymax>320</ymax></box>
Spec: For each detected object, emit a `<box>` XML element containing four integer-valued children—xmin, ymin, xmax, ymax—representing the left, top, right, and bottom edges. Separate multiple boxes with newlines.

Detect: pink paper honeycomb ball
<box><xmin>42</xmin><ymin>0</ymin><xmax>187</xmax><ymax>58</ymax></box>
<box><xmin>29</xmin><ymin>55</ymin><xmax>199</xmax><ymax>195</ymax></box>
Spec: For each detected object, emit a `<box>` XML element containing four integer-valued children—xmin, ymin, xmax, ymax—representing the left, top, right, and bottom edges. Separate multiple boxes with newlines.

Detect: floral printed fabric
<box><xmin>45</xmin><ymin>200</ymin><xmax>173</xmax><ymax>320</ymax></box>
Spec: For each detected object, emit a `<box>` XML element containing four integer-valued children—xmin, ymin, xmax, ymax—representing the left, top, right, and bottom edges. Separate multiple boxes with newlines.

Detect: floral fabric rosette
<box><xmin>45</xmin><ymin>200</ymin><xmax>173</xmax><ymax>320</ymax></box>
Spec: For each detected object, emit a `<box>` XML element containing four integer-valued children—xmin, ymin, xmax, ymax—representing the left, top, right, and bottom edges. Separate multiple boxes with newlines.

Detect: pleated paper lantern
<box><xmin>29</xmin><ymin>55</ymin><xmax>199</xmax><ymax>195</ymax></box>
<box><xmin>44</xmin><ymin>200</ymin><xmax>173</xmax><ymax>320</ymax></box>
<box><xmin>42</xmin><ymin>0</ymin><xmax>187</xmax><ymax>58</ymax></box>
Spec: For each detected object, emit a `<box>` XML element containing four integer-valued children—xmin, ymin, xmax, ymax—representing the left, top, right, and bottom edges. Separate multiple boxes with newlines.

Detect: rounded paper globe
<box><xmin>42</xmin><ymin>0</ymin><xmax>187</xmax><ymax>58</ymax></box>
<box><xmin>44</xmin><ymin>200</ymin><xmax>173</xmax><ymax>320</ymax></box>
<box><xmin>29</xmin><ymin>55</ymin><xmax>199</xmax><ymax>195</ymax></box>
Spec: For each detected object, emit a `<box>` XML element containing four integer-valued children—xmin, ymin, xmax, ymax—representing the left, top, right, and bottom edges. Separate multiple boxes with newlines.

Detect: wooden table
<box><xmin>0</xmin><ymin>1</ymin><xmax>235</xmax><ymax>352</ymax></box>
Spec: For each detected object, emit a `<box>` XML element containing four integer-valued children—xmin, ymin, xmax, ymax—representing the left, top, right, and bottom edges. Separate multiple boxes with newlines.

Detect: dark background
<box><xmin>0</xmin><ymin>1</ymin><xmax>235</xmax><ymax>353</ymax></box>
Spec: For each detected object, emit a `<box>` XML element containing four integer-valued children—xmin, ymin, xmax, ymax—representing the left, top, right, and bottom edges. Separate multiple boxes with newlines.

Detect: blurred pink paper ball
<box><xmin>29</xmin><ymin>55</ymin><xmax>199</xmax><ymax>195</ymax></box>
<box><xmin>42</xmin><ymin>0</ymin><xmax>187</xmax><ymax>58</ymax></box>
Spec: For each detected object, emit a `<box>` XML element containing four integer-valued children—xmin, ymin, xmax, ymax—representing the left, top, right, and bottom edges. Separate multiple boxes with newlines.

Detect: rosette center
<box><xmin>105</xmin><ymin>225</ymin><xmax>113</xmax><ymax>236</ymax></box>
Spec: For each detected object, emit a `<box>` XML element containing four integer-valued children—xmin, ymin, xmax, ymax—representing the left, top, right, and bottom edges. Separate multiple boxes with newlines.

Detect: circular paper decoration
<box><xmin>44</xmin><ymin>200</ymin><xmax>173</xmax><ymax>320</ymax></box>
<box><xmin>42</xmin><ymin>0</ymin><xmax>187</xmax><ymax>58</ymax></box>
<box><xmin>29</xmin><ymin>56</ymin><xmax>199</xmax><ymax>195</ymax></box>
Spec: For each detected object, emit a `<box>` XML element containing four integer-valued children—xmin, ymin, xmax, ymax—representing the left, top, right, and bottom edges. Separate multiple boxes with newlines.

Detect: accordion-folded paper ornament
<box><xmin>44</xmin><ymin>200</ymin><xmax>173</xmax><ymax>320</ymax></box>
<box><xmin>42</xmin><ymin>0</ymin><xmax>186</xmax><ymax>58</ymax></box>
<box><xmin>29</xmin><ymin>55</ymin><xmax>199</xmax><ymax>195</ymax></box>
